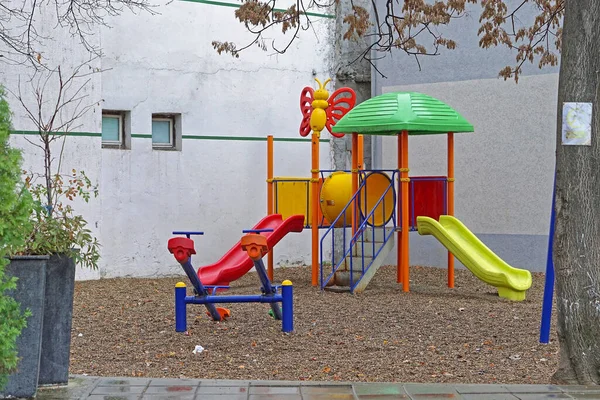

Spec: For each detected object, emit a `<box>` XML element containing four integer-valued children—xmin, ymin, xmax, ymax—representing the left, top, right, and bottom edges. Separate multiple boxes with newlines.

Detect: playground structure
<box><xmin>168</xmin><ymin>228</ymin><xmax>295</xmax><ymax>333</ymax></box>
<box><xmin>266</xmin><ymin>79</ymin><xmax>533</xmax><ymax>300</ymax></box>
<box><xmin>167</xmin><ymin>77</ymin><xmax>534</xmax><ymax>321</ymax></box>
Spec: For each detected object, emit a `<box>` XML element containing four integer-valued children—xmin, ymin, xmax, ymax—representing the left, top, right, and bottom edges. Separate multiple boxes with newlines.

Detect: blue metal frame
<box><xmin>172</xmin><ymin>231</ymin><xmax>293</xmax><ymax>333</ymax></box>
<box><xmin>540</xmin><ymin>172</ymin><xmax>556</xmax><ymax>344</ymax></box>
<box><xmin>319</xmin><ymin>169</ymin><xmax>398</xmax><ymax>291</ymax></box>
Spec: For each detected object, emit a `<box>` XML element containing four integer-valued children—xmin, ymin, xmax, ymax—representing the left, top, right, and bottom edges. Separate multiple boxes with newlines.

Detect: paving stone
<box><xmin>505</xmin><ymin>385</ymin><xmax>563</xmax><ymax>393</ymax></box>
<box><xmin>149</xmin><ymin>378</ymin><xmax>202</xmax><ymax>386</ymax></box>
<box><xmin>461</xmin><ymin>394</ymin><xmax>519</xmax><ymax>400</ymax></box>
<box><xmin>354</xmin><ymin>383</ymin><xmax>406</xmax><ymax>395</ymax></box>
<box><xmin>196</xmin><ymin>385</ymin><xmax>249</xmax><ymax>395</ymax></box>
<box><xmin>143</xmin><ymin>396</ymin><xmax>195</xmax><ymax>400</ymax></box>
<box><xmin>559</xmin><ymin>386</ymin><xmax>600</xmax><ymax>393</ymax></box>
<box><xmin>97</xmin><ymin>378</ymin><xmax>151</xmax><ymax>387</ymax></box>
<box><xmin>567</xmin><ymin>393</ymin><xmax>600</xmax><ymax>400</ymax></box>
<box><xmin>303</xmin><ymin>394</ymin><xmax>356</xmax><ymax>400</ymax></box>
<box><xmin>250</xmin><ymin>380</ymin><xmax>298</xmax><ymax>386</ymax></box>
<box><xmin>249</xmin><ymin>386</ymin><xmax>300</xmax><ymax>394</ymax></box>
<box><xmin>357</xmin><ymin>395</ymin><xmax>410</xmax><ymax>400</ymax></box>
<box><xmin>87</xmin><ymin>395</ymin><xmax>141</xmax><ymax>400</ymax></box>
<box><xmin>512</xmin><ymin>394</ymin><xmax>573</xmax><ymax>399</ymax></box>
<box><xmin>194</xmin><ymin>396</ymin><xmax>247</xmax><ymax>400</ymax></box>
<box><xmin>144</xmin><ymin>385</ymin><xmax>198</xmax><ymax>395</ymax></box>
<box><xmin>247</xmin><ymin>395</ymin><xmax>302</xmax><ymax>400</ymax></box>
<box><xmin>91</xmin><ymin>386</ymin><xmax>146</xmax><ymax>395</ymax></box>
<box><xmin>301</xmin><ymin>385</ymin><xmax>354</xmax><ymax>394</ymax></box>
<box><xmin>404</xmin><ymin>383</ymin><xmax>460</xmax><ymax>396</ymax></box>
<box><xmin>454</xmin><ymin>384</ymin><xmax>511</xmax><ymax>394</ymax></box>
<box><xmin>201</xmin><ymin>379</ymin><xmax>251</xmax><ymax>387</ymax></box>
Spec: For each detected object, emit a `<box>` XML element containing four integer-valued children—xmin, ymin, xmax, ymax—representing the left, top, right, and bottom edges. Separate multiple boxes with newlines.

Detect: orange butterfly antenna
<box><xmin>315</xmin><ymin>78</ymin><xmax>331</xmax><ymax>90</ymax></box>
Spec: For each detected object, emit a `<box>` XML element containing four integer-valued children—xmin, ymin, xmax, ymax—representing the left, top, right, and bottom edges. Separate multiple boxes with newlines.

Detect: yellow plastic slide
<box><xmin>416</xmin><ymin>215</ymin><xmax>532</xmax><ymax>301</ymax></box>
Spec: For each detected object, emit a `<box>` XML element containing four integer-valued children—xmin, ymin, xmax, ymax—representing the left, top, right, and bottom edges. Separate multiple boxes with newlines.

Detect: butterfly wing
<box><xmin>299</xmin><ymin>87</ymin><xmax>315</xmax><ymax>137</ymax></box>
<box><xmin>325</xmin><ymin>87</ymin><xmax>356</xmax><ymax>138</ymax></box>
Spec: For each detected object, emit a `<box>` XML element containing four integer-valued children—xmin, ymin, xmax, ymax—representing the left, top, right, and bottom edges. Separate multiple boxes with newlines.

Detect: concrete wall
<box><xmin>371</xmin><ymin>2</ymin><xmax>558</xmax><ymax>272</ymax></box>
<box><xmin>2</xmin><ymin>0</ymin><xmax>336</xmax><ymax>280</ymax></box>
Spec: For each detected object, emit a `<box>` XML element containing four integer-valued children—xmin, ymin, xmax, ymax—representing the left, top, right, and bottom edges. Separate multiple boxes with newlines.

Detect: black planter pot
<box><xmin>1</xmin><ymin>256</ymin><xmax>48</xmax><ymax>399</ymax></box>
<box><xmin>38</xmin><ymin>253</ymin><xmax>76</xmax><ymax>386</ymax></box>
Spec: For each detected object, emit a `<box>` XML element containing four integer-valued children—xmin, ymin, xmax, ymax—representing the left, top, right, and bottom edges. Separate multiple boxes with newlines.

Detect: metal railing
<box><xmin>320</xmin><ymin>170</ymin><xmax>398</xmax><ymax>291</ymax></box>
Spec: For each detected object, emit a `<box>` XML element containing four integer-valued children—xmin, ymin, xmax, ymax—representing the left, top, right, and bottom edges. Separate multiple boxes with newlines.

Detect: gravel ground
<box><xmin>70</xmin><ymin>264</ymin><xmax>558</xmax><ymax>384</ymax></box>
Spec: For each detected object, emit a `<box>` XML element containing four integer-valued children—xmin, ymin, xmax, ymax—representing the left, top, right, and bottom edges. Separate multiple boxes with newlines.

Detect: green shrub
<box><xmin>0</xmin><ymin>85</ymin><xmax>34</xmax><ymax>390</ymax></box>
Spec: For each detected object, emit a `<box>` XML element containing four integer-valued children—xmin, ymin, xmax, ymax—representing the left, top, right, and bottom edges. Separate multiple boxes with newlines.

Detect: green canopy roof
<box><xmin>331</xmin><ymin>92</ymin><xmax>474</xmax><ymax>135</ymax></box>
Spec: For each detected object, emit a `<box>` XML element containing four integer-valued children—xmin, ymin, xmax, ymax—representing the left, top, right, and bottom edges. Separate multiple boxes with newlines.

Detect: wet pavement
<box><xmin>33</xmin><ymin>376</ymin><xmax>600</xmax><ymax>399</ymax></box>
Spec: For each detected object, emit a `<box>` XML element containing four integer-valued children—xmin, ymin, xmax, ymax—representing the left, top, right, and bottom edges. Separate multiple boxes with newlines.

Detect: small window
<box><xmin>102</xmin><ymin>114</ymin><xmax>122</xmax><ymax>144</ymax></box>
<box><xmin>102</xmin><ymin>110</ymin><xmax>130</xmax><ymax>149</ymax></box>
<box><xmin>152</xmin><ymin>113</ymin><xmax>181</xmax><ymax>150</ymax></box>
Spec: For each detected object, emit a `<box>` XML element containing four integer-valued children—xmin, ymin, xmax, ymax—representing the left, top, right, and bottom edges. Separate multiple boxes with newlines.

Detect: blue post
<box><xmin>281</xmin><ymin>280</ymin><xmax>293</xmax><ymax>333</ymax></box>
<box><xmin>540</xmin><ymin>172</ymin><xmax>557</xmax><ymax>344</ymax></box>
<box><xmin>175</xmin><ymin>282</ymin><xmax>187</xmax><ymax>332</ymax></box>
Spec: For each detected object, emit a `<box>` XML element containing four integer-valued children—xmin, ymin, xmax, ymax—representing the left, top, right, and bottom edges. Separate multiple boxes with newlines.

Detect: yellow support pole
<box><xmin>447</xmin><ymin>132</ymin><xmax>455</xmax><ymax>288</ymax></box>
<box><xmin>267</xmin><ymin>135</ymin><xmax>274</xmax><ymax>280</ymax></box>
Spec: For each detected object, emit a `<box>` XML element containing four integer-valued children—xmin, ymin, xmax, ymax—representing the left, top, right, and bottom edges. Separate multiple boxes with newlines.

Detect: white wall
<box><xmin>2</xmin><ymin>0</ymin><xmax>337</xmax><ymax>279</ymax></box>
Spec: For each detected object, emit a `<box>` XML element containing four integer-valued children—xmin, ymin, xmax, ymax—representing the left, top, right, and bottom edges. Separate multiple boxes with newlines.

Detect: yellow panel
<box><xmin>274</xmin><ymin>177</ymin><xmax>311</xmax><ymax>226</ymax></box>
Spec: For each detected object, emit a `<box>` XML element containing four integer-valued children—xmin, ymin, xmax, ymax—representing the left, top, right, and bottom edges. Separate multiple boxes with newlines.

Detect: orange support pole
<box><xmin>351</xmin><ymin>133</ymin><xmax>359</xmax><ymax>235</ymax></box>
<box><xmin>311</xmin><ymin>132</ymin><xmax>320</xmax><ymax>286</ymax></box>
<box><xmin>267</xmin><ymin>135</ymin><xmax>274</xmax><ymax>280</ymax></box>
<box><xmin>447</xmin><ymin>132</ymin><xmax>455</xmax><ymax>288</ymax></box>
<box><xmin>357</xmin><ymin>134</ymin><xmax>364</xmax><ymax>170</ymax></box>
<box><xmin>396</xmin><ymin>134</ymin><xmax>402</xmax><ymax>283</ymax></box>
<box><xmin>401</xmin><ymin>130</ymin><xmax>410</xmax><ymax>292</ymax></box>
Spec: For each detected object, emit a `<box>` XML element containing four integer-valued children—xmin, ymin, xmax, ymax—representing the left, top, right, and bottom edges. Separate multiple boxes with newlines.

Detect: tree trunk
<box><xmin>552</xmin><ymin>0</ymin><xmax>600</xmax><ymax>385</ymax></box>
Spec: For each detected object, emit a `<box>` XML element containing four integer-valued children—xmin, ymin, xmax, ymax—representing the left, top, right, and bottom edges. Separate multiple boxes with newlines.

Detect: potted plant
<box><xmin>0</xmin><ymin>85</ymin><xmax>48</xmax><ymax>398</ymax></box>
<box><xmin>9</xmin><ymin>63</ymin><xmax>100</xmax><ymax>387</ymax></box>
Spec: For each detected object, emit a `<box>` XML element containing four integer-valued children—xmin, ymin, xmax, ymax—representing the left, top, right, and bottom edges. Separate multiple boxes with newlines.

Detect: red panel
<box><xmin>409</xmin><ymin>176</ymin><xmax>447</xmax><ymax>229</ymax></box>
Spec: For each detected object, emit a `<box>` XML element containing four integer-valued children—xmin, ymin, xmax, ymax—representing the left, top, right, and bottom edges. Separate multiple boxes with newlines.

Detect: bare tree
<box><xmin>8</xmin><ymin>59</ymin><xmax>98</xmax><ymax>209</ymax></box>
<box><xmin>214</xmin><ymin>0</ymin><xmax>563</xmax><ymax>81</ymax></box>
<box><xmin>0</xmin><ymin>0</ymin><xmax>156</xmax><ymax>67</ymax></box>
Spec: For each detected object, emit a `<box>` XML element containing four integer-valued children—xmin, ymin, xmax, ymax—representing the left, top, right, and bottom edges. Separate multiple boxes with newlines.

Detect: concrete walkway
<box><xmin>34</xmin><ymin>376</ymin><xmax>600</xmax><ymax>400</ymax></box>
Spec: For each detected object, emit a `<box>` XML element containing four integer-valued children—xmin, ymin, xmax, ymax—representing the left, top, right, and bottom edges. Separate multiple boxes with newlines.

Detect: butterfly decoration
<box><xmin>299</xmin><ymin>81</ymin><xmax>356</xmax><ymax>138</ymax></box>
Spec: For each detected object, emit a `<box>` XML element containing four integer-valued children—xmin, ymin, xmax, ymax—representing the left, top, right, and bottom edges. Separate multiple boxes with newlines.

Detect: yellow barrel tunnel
<box><xmin>320</xmin><ymin>171</ymin><xmax>395</xmax><ymax>228</ymax></box>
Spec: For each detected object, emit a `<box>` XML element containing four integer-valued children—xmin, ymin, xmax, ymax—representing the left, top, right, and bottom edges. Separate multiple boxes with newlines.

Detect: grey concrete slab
<box><xmin>567</xmin><ymin>394</ymin><xmax>600</xmax><ymax>400</ymax></box>
<box><xmin>513</xmin><ymin>394</ymin><xmax>572</xmax><ymax>400</ymax></box>
<box><xmin>194</xmin><ymin>396</ymin><xmax>247</xmax><ymax>400</ymax></box>
<box><xmin>357</xmin><ymin>395</ymin><xmax>410</xmax><ymax>400</ymax></box>
<box><xmin>404</xmin><ymin>383</ymin><xmax>461</xmax><ymax>395</ymax></box>
<box><xmin>505</xmin><ymin>385</ymin><xmax>564</xmax><ymax>393</ymax></box>
<box><xmin>354</xmin><ymin>383</ymin><xmax>406</xmax><ymax>395</ymax></box>
<box><xmin>91</xmin><ymin>385</ymin><xmax>146</xmax><ymax>395</ymax></box>
<box><xmin>87</xmin><ymin>395</ymin><xmax>141</xmax><ymax>400</ymax></box>
<box><xmin>559</xmin><ymin>386</ymin><xmax>600</xmax><ymax>393</ymax></box>
<box><xmin>454</xmin><ymin>384</ymin><xmax>511</xmax><ymax>394</ymax></box>
<box><xmin>37</xmin><ymin>376</ymin><xmax>99</xmax><ymax>399</ymax></box>
<box><xmin>249</xmin><ymin>386</ymin><xmax>300</xmax><ymax>394</ymax></box>
<box><xmin>195</xmin><ymin>385</ymin><xmax>250</xmax><ymax>395</ymax></box>
<box><xmin>97</xmin><ymin>378</ymin><xmax>151</xmax><ymax>386</ymax></box>
<box><xmin>144</xmin><ymin>385</ymin><xmax>198</xmax><ymax>395</ymax></box>
<box><xmin>143</xmin><ymin>396</ymin><xmax>195</xmax><ymax>400</ymax></box>
<box><xmin>149</xmin><ymin>378</ymin><xmax>202</xmax><ymax>386</ymax></box>
<box><xmin>461</xmin><ymin>394</ymin><xmax>519</xmax><ymax>400</ymax></box>
<box><xmin>202</xmin><ymin>379</ymin><xmax>251</xmax><ymax>386</ymax></box>
<box><xmin>303</xmin><ymin>394</ymin><xmax>356</xmax><ymax>400</ymax></box>
<box><xmin>301</xmin><ymin>385</ymin><xmax>355</xmax><ymax>394</ymax></box>
<box><xmin>247</xmin><ymin>395</ymin><xmax>302</xmax><ymax>400</ymax></box>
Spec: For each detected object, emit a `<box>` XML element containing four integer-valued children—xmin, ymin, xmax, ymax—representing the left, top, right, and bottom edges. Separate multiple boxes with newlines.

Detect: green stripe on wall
<box><xmin>11</xmin><ymin>130</ymin><xmax>101</xmax><ymax>137</ymax></box>
<box><xmin>11</xmin><ymin>130</ymin><xmax>330</xmax><ymax>143</ymax></box>
<box><xmin>179</xmin><ymin>0</ymin><xmax>335</xmax><ymax>19</ymax></box>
